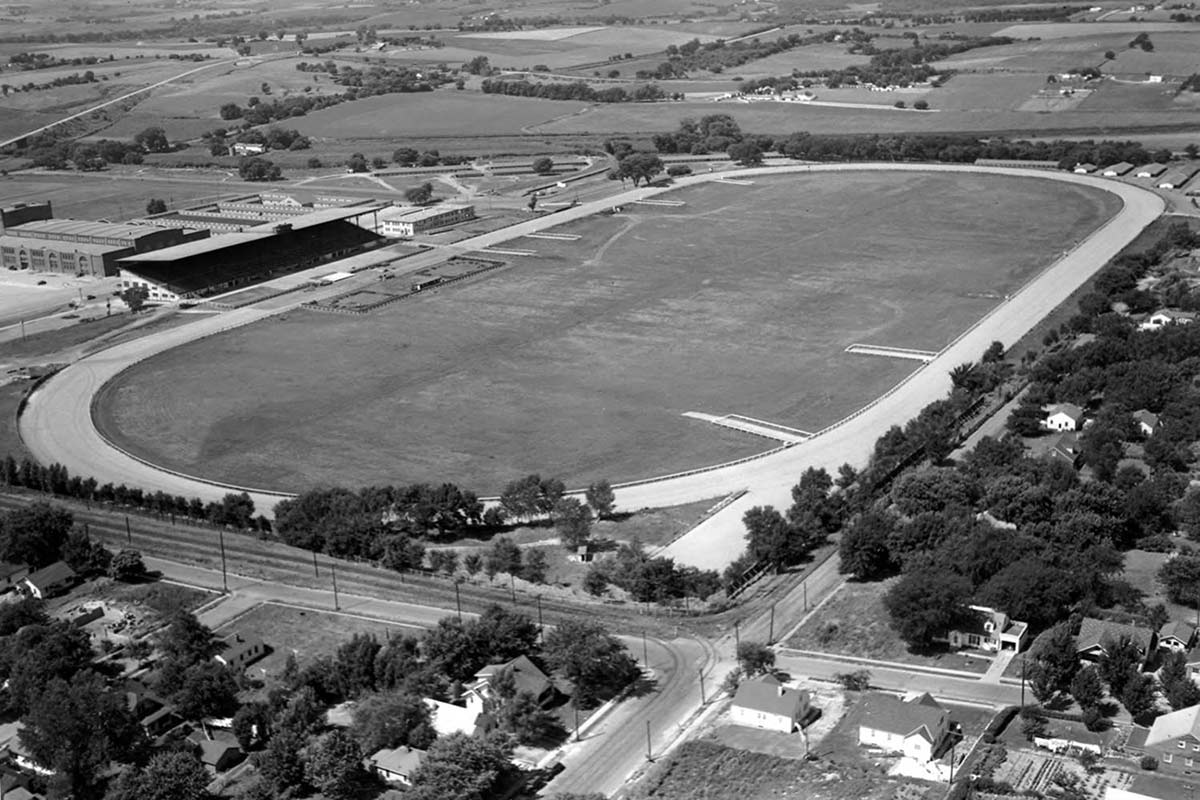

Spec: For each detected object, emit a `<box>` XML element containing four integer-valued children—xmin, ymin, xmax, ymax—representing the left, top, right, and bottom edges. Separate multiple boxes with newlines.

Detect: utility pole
<box><xmin>536</xmin><ymin>594</ymin><xmax>543</xmax><ymax>639</ymax></box>
<box><xmin>734</xmin><ymin>619</ymin><xmax>741</xmax><ymax>650</ymax></box>
<box><xmin>573</xmin><ymin>702</ymin><xmax>580</xmax><ymax>742</ymax></box>
<box><xmin>509</xmin><ymin>572</ymin><xmax>516</xmax><ymax>603</ymax></box>
<box><xmin>803</xmin><ymin>581</ymin><xmax>808</xmax><ymax>612</ymax></box>
<box><xmin>331</xmin><ymin>561</ymin><xmax>340</xmax><ymax>611</ymax></box>
<box><xmin>312</xmin><ymin>549</ymin><xmax>319</xmax><ymax>577</ymax></box>
<box><xmin>645</xmin><ymin>720</ymin><xmax>652</xmax><ymax>761</ymax></box>
<box><xmin>1020</xmin><ymin>656</ymin><xmax>1026</xmax><ymax>708</ymax></box>
<box><xmin>125</xmin><ymin>515</ymin><xmax>131</xmax><ymax>544</ymax></box>
<box><xmin>768</xmin><ymin>603</ymin><xmax>775</xmax><ymax>644</ymax></box>
<box><xmin>642</xmin><ymin>630</ymin><xmax>649</xmax><ymax>670</ymax></box>
<box><xmin>454</xmin><ymin>579</ymin><xmax>462</xmax><ymax>621</ymax></box>
<box><xmin>699</xmin><ymin>668</ymin><xmax>706</xmax><ymax>704</ymax></box>
<box><xmin>218</xmin><ymin>529</ymin><xmax>228</xmax><ymax>593</ymax></box>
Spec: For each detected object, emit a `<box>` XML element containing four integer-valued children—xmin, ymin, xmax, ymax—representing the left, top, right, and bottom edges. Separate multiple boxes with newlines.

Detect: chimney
<box><xmin>778</xmin><ymin>685</ymin><xmax>785</xmax><ymax>697</ymax></box>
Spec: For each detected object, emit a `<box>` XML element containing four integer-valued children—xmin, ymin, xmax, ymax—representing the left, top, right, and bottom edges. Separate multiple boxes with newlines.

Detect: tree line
<box><xmin>480</xmin><ymin>78</ymin><xmax>669</xmax><ymax>103</ymax></box>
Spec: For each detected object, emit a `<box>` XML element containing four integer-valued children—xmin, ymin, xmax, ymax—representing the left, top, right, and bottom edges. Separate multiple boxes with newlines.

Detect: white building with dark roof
<box><xmin>858</xmin><ymin>692</ymin><xmax>949</xmax><ymax>762</ymax></box>
<box><xmin>730</xmin><ymin>674</ymin><xmax>810</xmax><ymax>733</ymax></box>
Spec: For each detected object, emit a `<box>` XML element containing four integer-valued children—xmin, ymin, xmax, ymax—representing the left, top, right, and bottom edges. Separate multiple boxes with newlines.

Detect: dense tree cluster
<box><xmin>584</xmin><ymin>540</ymin><xmax>721</xmax><ymax>602</ymax></box>
<box><xmin>480</xmin><ymin>78</ymin><xmax>667</xmax><ymax>102</ymax></box>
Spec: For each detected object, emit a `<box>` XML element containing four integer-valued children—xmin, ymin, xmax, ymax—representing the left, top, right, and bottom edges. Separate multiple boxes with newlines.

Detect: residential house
<box><xmin>124</xmin><ymin>683</ymin><xmax>181</xmax><ymax>737</ymax></box>
<box><xmin>1135</xmin><ymin>163</ymin><xmax>1168</xmax><ymax>179</ymax></box>
<box><xmin>1047</xmin><ymin>431</ymin><xmax>1083</xmax><ymax>469</ymax></box>
<box><xmin>4</xmin><ymin>788</ymin><xmax>45</xmax><ymax>800</ymax></box>
<box><xmin>423</xmin><ymin>698</ymin><xmax>484</xmax><ymax>738</ymax></box>
<box><xmin>2</xmin><ymin>735</ymin><xmax>52</xmax><ymax>776</ymax></box>
<box><xmin>230</xmin><ymin>142</ymin><xmax>266</xmax><ymax>156</ymax></box>
<box><xmin>730</xmin><ymin>674</ymin><xmax>810</xmax><ymax>733</ymax></box>
<box><xmin>942</xmin><ymin>605</ymin><xmax>1029</xmax><ymax>653</ymax></box>
<box><xmin>1158</xmin><ymin>621</ymin><xmax>1195</xmax><ymax>653</ymax></box>
<box><xmin>1139</xmin><ymin>309</ymin><xmax>1197</xmax><ymax>331</ymax></box>
<box><xmin>858</xmin><ymin>692</ymin><xmax>950</xmax><ymax>762</ymax></box>
<box><xmin>1135</xmin><ymin>703</ymin><xmax>1200</xmax><ymax>773</ymax></box>
<box><xmin>1184</xmin><ymin>647</ymin><xmax>1200</xmax><ymax>683</ymax></box>
<box><xmin>188</xmin><ymin>731</ymin><xmax>244</xmax><ymax>773</ymax></box>
<box><xmin>464</xmin><ymin>655</ymin><xmax>557</xmax><ymax>715</ymax></box>
<box><xmin>0</xmin><ymin>562</ymin><xmax>29</xmax><ymax>593</ymax></box>
<box><xmin>1133</xmin><ymin>410</ymin><xmax>1161</xmax><ymax>437</ymax></box>
<box><xmin>368</xmin><ymin>745</ymin><xmax>427</xmax><ymax>787</ymax></box>
<box><xmin>1043</xmin><ymin>403</ymin><xmax>1085</xmax><ymax>432</ymax></box>
<box><xmin>19</xmin><ymin>561</ymin><xmax>76</xmax><ymax>599</ymax></box>
<box><xmin>1076</xmin><ymin>617</ymin><xmax>1155</xmax><ymax>663</ymax></box>
<box><xmin>214</xmin><ymin>633</ymin><xmax>267</xmax><ymax>670</ymax></box>
<box><xmin>1074</xmin><ymin>163</ymin><xmax>1097</xmax><ymax>174</ymax></box>
<box><xmin>1102</xmin><ymin>162</ymin><xmax>1135</xmax><ymax>177</ymax></box>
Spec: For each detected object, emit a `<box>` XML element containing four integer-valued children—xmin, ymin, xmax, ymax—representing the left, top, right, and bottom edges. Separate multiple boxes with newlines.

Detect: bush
<box><xmin>666</xmin><ymin>164</ymin><xmax>692</xmax><ymax>176</ymax></box>
<box><xmin>983</xmin><ymin>706</ymin><xmax>1021</xmax><ymax>740</ymax></box>
<box><xmin>914</xmin><ymin>99</ymin><xmax>929</xmax><ymax>110</ymax></box>
<box><xmin>1141</xmin><ymin>755</ymin><xmax>1159</xmax><ymax>771</ymax></box>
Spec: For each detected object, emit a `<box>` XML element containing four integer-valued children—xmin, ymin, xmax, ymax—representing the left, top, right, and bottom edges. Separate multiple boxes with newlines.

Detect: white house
<box><xmin>1139</xmin><ymin>309</ymin><xmax>1196</xmax><ymax>331</ymax></box>
<box><xmin>368</xmin><ymin>745</ymin><xmax>426</xmax><ymax>787</ymax></box>
<box><xmin>1074</xmin><ymin>163</ymin><xmax>1097</xmax><ymax>174</ymax></box>
<box><xmin>858</xmin><ymin>692</ymin><xmax>949</xmax><ymax>762</ymax></box>
<box><xmin>423</xmin><ymin>698</ymin><xmax>483</xmax><ymax>738</ymax></box>
<box><xmin>231</xmin><ymin>142</ymin><xmax>267</xmax><ymax>156</ymax></box>
<box><xmin>1157</xmin><ymin>621</ymin><xmax>1194</xmax><ymax>653</ymax></box>
<box><xmin>941</xmin><ymin>605</ymin><xmax>1028</xmax><ymax>653</ymax></box>
<box><xmin>1043</xmin><ymin>403</ymin><xmax>1085</xmax><ymax>432</ymax></box>
<box><xmin>20</xmin><ymin>561</ymin><xmax>76</xmax><ymax>599</ymax></box>
<box><xmin>729</xmin><ymin>674</ymin><xmax>810</xmax><ymax>733</ymax></box>
<box><xmin>1133</xmin><ymin>409</ymin><xmax>1161</xmax><ymax>437</ymax></box>
<box><xmin>214</xmin><ymin>634</ymin><xmax>267</xmax><ymax>670</ymax></box>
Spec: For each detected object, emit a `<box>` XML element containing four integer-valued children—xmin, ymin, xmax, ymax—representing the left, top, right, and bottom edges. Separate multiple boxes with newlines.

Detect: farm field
<box><xmin>293</xmin><ymin>90</ymin><xmax>580</xmax><ymax>138</ymax></box>
<box><xmin>0</xmin><ymin>172</ymin><xmax>236</xmax><ymax>223</ymax></box>
<box><xmin>93</xmin><ymin>170</ymin><xmax>1119</xmax><ymax>494</ymax></box>
<box><xmin>734</xmin><ymin>43</ymin><xmax>873</xmax><ymax>76</ymax></box>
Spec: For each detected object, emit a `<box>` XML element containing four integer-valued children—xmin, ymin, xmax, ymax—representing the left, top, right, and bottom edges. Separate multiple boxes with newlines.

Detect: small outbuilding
<box><xmin>1102</xmin><ymin>162</ymin><xmax>1135</xmax><ymax>177</ymax></box>
<box><xmin>368</xmin><ymin>745</ymin><xmax>427</xmax><ymax>787</ymax></box>
<box><xmin>1135</xmin><ymin>163</ymin><xmax>1168</xmax><ymax>179</ymax></box>
<box><xmin>1074</xmin><ymin>163</ymin><xmax>1097</xmax><ymax>174</ymax></box>
<box><xmin>20</xmin><ymin>561</ymin><xmax>76</xmax><ymax>599</ymax></box>
<box><xmin>214</xmin><ymin>633</ymin><xmax>267</xmax><ymax>670</ymax></box>
<box><xmin>1043</xmin><ymin>403</ymin><xmax>1085</xmax><ymax>432</ymax></box>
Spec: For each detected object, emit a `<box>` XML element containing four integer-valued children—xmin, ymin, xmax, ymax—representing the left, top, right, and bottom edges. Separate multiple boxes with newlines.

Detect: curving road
<box><xmin>18</xmin><ymin>164</ymin><xmax>1164</xmax><ymax>566</ymax></box>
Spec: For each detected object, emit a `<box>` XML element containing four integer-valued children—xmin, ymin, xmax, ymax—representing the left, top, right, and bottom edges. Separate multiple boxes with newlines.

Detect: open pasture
<box><xmin>0</xmin><ymin>172</ymin><xmax>234</xmax><ymax>224</ymax></box>
<box><xmin>129</xmin><ymin>57</ymin><xmax>339</xmax><ymax>120</ymax></box>
<box><xmin>995</xmin><ymin>21</ymin><xmax>1200</xmax><ymax>39</ymax></box>
<box><xmin>294</xmin><ymin>90</ymin><xmax>577</xmax><ymax>138</ymax></box>
<box><xmin>94</xmin><ymin>171</ymin><xmax>1118</xmax><ymax>494</ymax></box>
<box><xmin>733</xmin><ymin>43</ymin><xmax>873</xmax><ymax>76</ymax></box>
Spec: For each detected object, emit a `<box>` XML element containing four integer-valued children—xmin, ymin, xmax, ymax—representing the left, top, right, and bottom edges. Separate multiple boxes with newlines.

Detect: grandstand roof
<box><xmin>245</xmin><ymin>205</ymin><xmax>384</xmax><ymax>230</ymax></box>
<box><xmin>120</xmin><ymin>231</ymin><xmax>275</xmax><ymax>262</ymax></box>
<box><xmin>12</xmin><ymin>219</ymin><xmax>162</xmax><ymax>240</ymax></box>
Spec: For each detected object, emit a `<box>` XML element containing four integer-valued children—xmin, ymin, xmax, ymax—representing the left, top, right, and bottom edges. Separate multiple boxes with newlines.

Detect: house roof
<box><xmin>473</xmin><ymin>655</ymin><xmax>553</xmax><ymax>699</ymax></box>
<box><xmin>1076</xmin><ymin>617</ymin><xmax>1153</xmax><ymax>654</ymax></box>
<box><xmin>23</xmin><ymin>560</ymin><xmax>75</xmax><ymax>590</ymax></box>
<box><xmin>1075</xmin><ymin>163</ymin><xmax>1096</xmax><ymax>171</ymax></box>
<box><xmin>1133</xmin><ymin>409</ymin><xmax>1160</xmax><ymax>429</ymax></box>
<box><xmin>216</xmin><ymin>633</ymin><xmax>265</xmax><ymax>665</ymax></box>
<box><xmin>1151</xmin><ymin>309</ymin><xmax>1196</xmax><ymax>322</ymax></box>
<box><xmin>1104</xmin><ymin>161</ymin><xmax>1134</xmax><ymax>173</ymax></box>
<box><xmin>369</xmin><ymin>745</ymin><xmax>427</xmax><ymax>776</ymax></box>
<box><xmin>197</xmin><ymin>737</ymin><xmax>241</xmax><ymax>766</ymax></box>
<box><xmin>732</xmin><ymin>674</ymin><xmax>809</xmax><ymax>719</ymax></box>
<box><xmin>1045</xmin><ymin>403</ymin><xmax>1084</xmax><ymax>422</ymax></box>
<box><xmin>423</xmin><ymin>698</ymin><xmax>482</xmax><ymax>738</ymax></box>
<box><xmin>859</xmin><ymin>692</ymin><xmax>946</xmax><ymax>742</ymax></box>
<box><xmin>1146</xmin><ymin>703</ymin><xmax>1200</xmax><ymax>747</ymax></box>
<box><xmin>1135</xmin><ymin>163</ymin><xmax>1168</xmax><ymax>176</ymax></box>
<box><xmin>1159</xmin><ymin>621</ymin><xmax>1194</xmax><ymax>644</ymax></box>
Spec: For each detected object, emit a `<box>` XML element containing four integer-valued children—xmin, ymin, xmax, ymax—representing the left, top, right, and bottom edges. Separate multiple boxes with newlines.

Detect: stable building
<box><xmin>0</xmin><ymin>210</ymin><xmax>204</xmax><ymax>277</ymax></box>
<box><xmin>377</xmin><ymin>204</ymin><xmax>475</xmax><ymax>237</ymax></box>
<box><xmin>117</xmin><ymin>207</ymin><xmax>383</xmax><ymax>300</ymax></box>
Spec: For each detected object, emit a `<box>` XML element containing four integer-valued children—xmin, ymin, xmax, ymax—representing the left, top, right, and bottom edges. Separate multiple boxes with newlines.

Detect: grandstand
<box><xmin>140</xmin><ymin>193</ymin><xmax>384</xmax><ymax>234</ymax></box>
<box><xmin>117</xmin><ymin>207</ymin><xmax>384</xmax><ymax>301</ymax></box>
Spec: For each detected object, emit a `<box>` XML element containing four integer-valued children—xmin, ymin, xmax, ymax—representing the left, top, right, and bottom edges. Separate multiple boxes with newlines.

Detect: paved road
<box><xmin>19</xmin><ymin>164</ymin><xmax>1164</xmax><ymax>568</ymax></box>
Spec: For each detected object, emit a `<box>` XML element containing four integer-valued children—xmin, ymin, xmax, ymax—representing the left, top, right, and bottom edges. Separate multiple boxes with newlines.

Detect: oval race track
<box><xmin>18</xmin><ymin>164</ymin><xmax>1166</xmax><ymax>568</ymax></box>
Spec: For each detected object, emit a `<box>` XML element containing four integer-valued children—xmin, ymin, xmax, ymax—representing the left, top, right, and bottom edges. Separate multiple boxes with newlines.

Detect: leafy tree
<box><xmin>351</xmin><ymin>691</ymin><xmax>435</xmax><ymax>753</ymax></box>
<box><xmin>145</xmin><ymin>198</ymin><xmax>167</xmax><ymax>214</ymax></box>
<box><xmin>232</xmin><ymin>702</ymin><xmax>273</xmax><ymax>750</ymax></box>
<box><xmin>497</xmin><ymin>689</ymin><xmax>560</xmax><ymax>744</ymax></box>
<box><xmin>0</xmin><ymin>596</ymin><xmax>47</xmax><ymax>636</ymax></box>
<box><xmin>838</xmin><ymin>510</ymin><xmax>896</xmax><ymax>580</ymax></box>
<box><xmin>542</xmin><ymin>619</ymin><xmax>639</xmax><ymax>707</ymax></box>
<box><xmin>1020</xmin><ymin>705</ymin><xmax>1048</xmax><ymax>741</ymax></box>
<box><xmin>21</xmin><ymin>672</ymin><xmax>145</xmax><ymax>800</ymax></box>
<box><xmin>585</xmin><ymin>479</ymin><xmax>615</xmax><ymax>519</ymax></box>
<box><xmin>0</xmin><ymin>502</ymin><xmax>73</xmax><ymax>567</ymax></box>
<box><xmin>255</xmin><ymin>730</ymin><xmax>308</xmax><ymax>796</ymax></box>
<box><xmin>172</xmin><ymin>662</ymin><xmax>240</xmax><ymax>720</ymax></box>
<box><xmin>616</xmin><ymin>151</ymin><xmax>663</xmax><ymax>186</ymax></box>
<box><xmin>276</xmin><ymin>686</ymin><xmax>326</xmax><ymax>738</ymax></box>
<box><xmin>104</xmin><ymin>751</ymin><xmax>211</xmax><ymax>800</ymax></box>
<box><xmin>219</xmin><ymin>102</ymin><xmax>243</xmax><ymax>119</ymax></box>
<box><xmin>554</xmin><ymin>498</ymin><xmax>592</xmax><ymax>548</ymax></box>
<box><xmin>108</xmin><ymin>549</ymin><xmax>147</xmax><ymax>582</ymax></box>
<box><xmin>1160</xmin><ymin>650</ymin><xmax>1200</xmax><ymax>709</ymax></box>
<box><xmin>393</xmin><ymin>147</ymin><xmax>419</xmax><ymax>165</ymax></box>
<box><xmin>4</xmin><ymin>622</ymin><xmax>95</xmax><ymax>713</ymax></box>
<box><xmin>742</xmin><ymin>505</ymin><xmax>819</xmax><ymax>569</ymax></box>
<box><xmin>1159</xmin><ymin>554</ymin><xmax>1200</xmax><ymax>605</ymax></box>
<box><xmin>532</xmin><ymin>157</ymin><xmax>554</xmax><ymax>174</ymax></box>
<box><xmin>883</xmin><ymin>567</ymin><xmax>973</xmax><ymax>650</ymax></box>
<box><xmin>405</xmin><ymin>181</ymin><xmax>434</xmax><ymax>204</ymax></box>
<box><xmin>834</xmin><ymin>669</ymin><xmax>871</xmax><ymax>690</ymax></box>
<box><xmin>134</xmin><ymin>126</ymin><xmax>169</xmax><ymax>153</ymax></box>
<box><xmin>727</xmin><ymin>140</ymin><xmax>763</xmax><ymax>165</ymax></box>
<box><xmin>238</xmin><ymin>156</ymin><xmax>282</xmax><ymax>181</ymax></box>
<box><xmin>1121</xmin><ymin>671</ymin><xmax>1158</xmax><ymax>718</ymax></box>
<box><xmin>978</xmin><ymin>559</ymin><xmax>1073</xmax><ymax>630</ymax></box>
<box><xmin>486</xmin><ymin>536</ymin><xmax>522</xmax><ymax>577</ymax></box>
<box><xmin>408</xmin><ymin>733</ymin><xmax>514</xmax><ymax>800</ymax></box>
<box><xmin>157</xmin><ymin>610</ymin><xmax>219</xmax><ymax>665</ymax></box>
<box><xmin>1070</xmin><ymin>665</ymin><xmax>1104</xmax><ymax>710</ymax></box>
<box><xmin>305</xmin><ymin>730</ymin><xmax>367</xmax><ymax>800</ymax></box>
<box><xmin>736</xmin><ymin>641</ymin><xmax>775</xmax><ymax>676</ymax></box>
<box><xmin>1029</xmin><ymin>623</ymin><xmax>1081</xmax><ymax>695</ymax></box>
<box><xmin>1099</xmin><ymin>635</ymin><xmax>1144</xmax><ymax>697</ymax></box>
<box><xmin>522</xmin><ymin>548</ymin><xmax>549</xmax><ymax>584</ymax></box>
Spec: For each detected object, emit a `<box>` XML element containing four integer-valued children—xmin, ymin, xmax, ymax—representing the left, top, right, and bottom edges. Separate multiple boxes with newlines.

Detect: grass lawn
<box><xmin>1122</xmin><ymin>546</ymin><xmax>1200</xmax><ymax>625</ymax></box>
<box><xmin>785</xmin><ymin>580</ymin><xmax>992</xmax><ymax>675</ymax></box>
<box><xmin>0</xmin><ymin>381</ymin><xmax>30</xmax><ymax>460</ymax></box>
<box><xmin>94</xmin><ymin>170</ymin><xmax>1118</xmax><ymax>494</ymax></box>
<box><xmin>0</xmin><ymin>172</ymin><xmax>237</xmax><ymax>224</ymax></box>
<box><xmin>1</xmin><ymin>314</ymin><xmax>133</xmax><ymax>361</ymax></box>
<box><xmin>214</xmin><ymin>602</ymin><xmax>413</xmax><ymax>685</ymax></box>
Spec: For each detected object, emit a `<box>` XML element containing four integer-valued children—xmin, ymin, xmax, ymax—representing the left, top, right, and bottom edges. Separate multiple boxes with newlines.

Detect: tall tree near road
<box><xmin>585</xmin><ymin>479</ymin><xmax>615</xmax><ymax>519</ymax></box>
<box><xmin>616</xmin><ymin>152</ymin><xmax>663</xmax><ymax>186</ymax></box>
<box><xmin>883</xmin><ymin>567</ymin><xmax>973</xmax><ymax>650</ymax></box>
<box><xmin>542</xmin><ymin>619</ymin><xmax>639</xmax><ymax>707</ymax></box>
<box><xmin>554</xmin><ymin>498</ymin><xmax>592</xmax><ymax>548</ymax></box>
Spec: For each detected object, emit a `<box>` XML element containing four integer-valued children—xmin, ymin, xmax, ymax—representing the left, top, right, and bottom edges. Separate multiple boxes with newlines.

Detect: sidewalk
<box><xmin>981</xmin><ymin>650</ymin><xmax>1016</xmax><ymax>684</ymax></box>
<box><xmin>776</xmin><ymin>647</ymin><xmax>991</xmax><ymax>680</ymax></box>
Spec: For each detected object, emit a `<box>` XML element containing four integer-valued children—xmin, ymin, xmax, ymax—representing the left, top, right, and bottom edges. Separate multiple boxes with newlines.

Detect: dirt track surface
<box><xmin>18</xmin><ymin>164</ymin><xmax>1164</xmax><ymax>569</ymax></box>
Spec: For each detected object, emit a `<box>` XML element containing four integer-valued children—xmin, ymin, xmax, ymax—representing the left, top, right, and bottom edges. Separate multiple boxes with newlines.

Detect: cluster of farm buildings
<box><xmin>0</xmin><ymin>194</ymin><xmax>477</xmax><ymax>301</ymax></box>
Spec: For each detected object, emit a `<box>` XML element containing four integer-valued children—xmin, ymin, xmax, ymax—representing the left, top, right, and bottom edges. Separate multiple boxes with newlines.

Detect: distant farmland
<box><xmin>94</xmin><ymin>170</ymin><xmax>1120</xmax><ymax>494</ymax></box>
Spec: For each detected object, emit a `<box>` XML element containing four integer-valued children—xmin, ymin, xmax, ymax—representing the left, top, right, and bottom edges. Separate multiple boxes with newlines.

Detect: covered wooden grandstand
<box><xmin>116</xmin><ymin>206</ymin><xmax>385</xmax><ymax>301</ymax></box>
